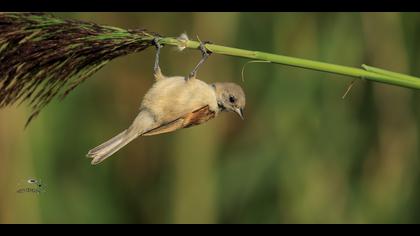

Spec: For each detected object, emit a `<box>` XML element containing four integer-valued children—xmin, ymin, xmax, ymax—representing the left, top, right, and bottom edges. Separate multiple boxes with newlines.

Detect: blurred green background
<box><xmin>1</xmin><ymin>12</ymin><xmax>420</xmax><ymax>223</ymax></box>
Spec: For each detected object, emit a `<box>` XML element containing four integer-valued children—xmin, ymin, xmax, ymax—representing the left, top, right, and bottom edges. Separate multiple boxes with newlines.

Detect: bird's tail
<box><xmin>86</xmin><ymin>110</ymin><xmax>155</xmax><ymax>165</ymax></box>
<box><xmin>87</xmin><ymin>129</ymin><xmax>139</xmax><ymax>165</ymax></box>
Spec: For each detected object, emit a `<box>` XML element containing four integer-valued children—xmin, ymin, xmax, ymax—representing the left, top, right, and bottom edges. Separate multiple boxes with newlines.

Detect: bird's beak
<box><xmin>234</xmin><ymin>108</ymin><xmax>244</xmax><ymax>120</ymax></box>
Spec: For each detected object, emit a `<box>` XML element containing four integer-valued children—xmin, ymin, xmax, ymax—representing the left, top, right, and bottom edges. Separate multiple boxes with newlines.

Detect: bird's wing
<box><xmin>141</xmin><ymin>117</ymin><xmax>185</xmax><ymax>136</ymax></box>
<box><xmin>182</xmin><ymin>105</ymin><xmax>216</xmax><ymax>128</ymax></box>
<box><xmin>141</xmin><ymin>105</ymin><xmax>215</xmax><ymax>136</ymax></box>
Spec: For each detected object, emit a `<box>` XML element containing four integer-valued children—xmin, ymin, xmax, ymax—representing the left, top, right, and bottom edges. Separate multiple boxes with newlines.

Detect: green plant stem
<box><xmin>158</xmin><ymin>37</ymin><xmax>420</xmax><ymax>90</ymax></box>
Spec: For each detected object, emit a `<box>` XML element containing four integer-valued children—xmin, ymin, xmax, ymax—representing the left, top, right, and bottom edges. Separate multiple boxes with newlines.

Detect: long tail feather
<box><xmin>87</xmin><ymin>130</ymin><xmax>138</xmax><ymax>165</ymax></box>
<box><xmin>86</xmin><ymin>110</ymin><xmax>155</xmax><ymax>165</ymax></box>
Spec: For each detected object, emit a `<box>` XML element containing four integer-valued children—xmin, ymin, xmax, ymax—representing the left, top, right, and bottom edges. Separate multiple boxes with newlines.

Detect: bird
<box><xmin>86</xmin><ymin>38</ymin><xmax>246</xmax><ymax>165</ymax></box>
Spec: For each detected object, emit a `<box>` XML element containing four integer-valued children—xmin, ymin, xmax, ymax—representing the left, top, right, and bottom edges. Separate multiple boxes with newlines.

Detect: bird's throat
<box><xmin>217</xmin><ymin>102</ymin><xmax>226</xmax><ymax>112</ymax></box>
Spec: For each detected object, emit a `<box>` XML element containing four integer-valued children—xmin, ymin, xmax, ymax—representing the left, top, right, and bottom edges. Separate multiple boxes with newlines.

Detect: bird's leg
<box><xmin>152</xmin><ymin>38</ymin><xmax>164</xmax><ymax>80</ymax></box>
<box><xmin>187</xmin><ymin>41</ymin><xmax>212</xmax><ymax>80</ymax></box>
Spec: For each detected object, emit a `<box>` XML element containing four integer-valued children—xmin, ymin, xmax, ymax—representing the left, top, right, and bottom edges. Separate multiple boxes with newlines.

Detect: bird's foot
<box><xmin>152</xmin><ymin>38</ymin><xmax>164</xmax><ymax>78</ymax></box>
<box><xmin>186</xmin><ymin>40</ymin><xmax>213</xmax><ymax>81</ymax></box>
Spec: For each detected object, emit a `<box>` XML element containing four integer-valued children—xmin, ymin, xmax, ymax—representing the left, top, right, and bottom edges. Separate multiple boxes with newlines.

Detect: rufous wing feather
<box><xmin>142</xmin><ymin>105</ymin><xmax>215</xmax><ymax>136</ymax></box>
<box><xmin>182</xmin><ymin>105</ymin><xmax>216</xmax><ymax>128</ymax></box>
<box><xmin>142</xmin><ymin>117</ymin><xmax>185</xmax><ymax>136</ymax></box>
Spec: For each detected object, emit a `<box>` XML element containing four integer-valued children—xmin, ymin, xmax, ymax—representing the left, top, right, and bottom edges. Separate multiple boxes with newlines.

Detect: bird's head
<box><xmin>212</xmin><ymin>82</ymin><xmax>246</xmax><ymax>119</ymax></box>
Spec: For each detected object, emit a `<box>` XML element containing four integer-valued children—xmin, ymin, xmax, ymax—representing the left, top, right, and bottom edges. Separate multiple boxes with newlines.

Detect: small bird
<box><xmin>87</xmin><ymin>38</ymin><xmax>246</xmax><ymax>165</ymax></box>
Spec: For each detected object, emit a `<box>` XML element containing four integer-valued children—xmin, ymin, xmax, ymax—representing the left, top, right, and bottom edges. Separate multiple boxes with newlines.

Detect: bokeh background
<box><xmin>1</xmin><ymin>12</ymin><xmax>420</xmax><ymax>223</ymax></box>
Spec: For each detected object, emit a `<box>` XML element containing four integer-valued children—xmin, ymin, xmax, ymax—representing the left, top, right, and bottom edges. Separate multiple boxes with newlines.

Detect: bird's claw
<box><xmin>152</xmin><ymin>38</ymin><xmax>163</xmax><ymax>77</ymax></box>
<box><xmin>187</xmin><ymin>41</ymin><xmax>213</xmax><ymax>80</ymax></box>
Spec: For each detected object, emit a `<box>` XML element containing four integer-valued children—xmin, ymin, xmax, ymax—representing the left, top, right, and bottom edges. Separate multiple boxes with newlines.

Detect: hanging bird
<box><xmin>87</xmin><ymin>38</ymin><xmax>246</xmax><ymax>165</ymax></box>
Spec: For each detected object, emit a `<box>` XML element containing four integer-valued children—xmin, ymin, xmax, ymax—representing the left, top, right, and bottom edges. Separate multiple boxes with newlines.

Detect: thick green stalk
<box><xmin>158</xmin><ymin>37</ymin><xmax>420</xmax><ymax>90</ymax></box>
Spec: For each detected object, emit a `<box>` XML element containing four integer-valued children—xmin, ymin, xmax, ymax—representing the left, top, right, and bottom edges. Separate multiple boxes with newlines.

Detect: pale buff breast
<box><xmin>140</xmin><ymin>76</ymin><xmax>218</xmax><ymax>123</ymax></box>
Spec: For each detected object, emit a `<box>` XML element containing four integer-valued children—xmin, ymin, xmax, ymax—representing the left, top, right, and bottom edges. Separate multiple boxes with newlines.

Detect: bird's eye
<box><xmin>229</xmin><ymin>95</ymin><xmax>236</xmax><ymax>103</ymax></box>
